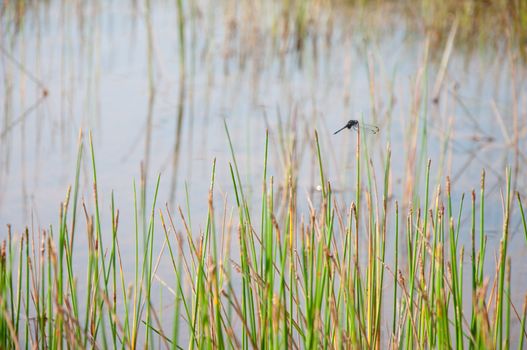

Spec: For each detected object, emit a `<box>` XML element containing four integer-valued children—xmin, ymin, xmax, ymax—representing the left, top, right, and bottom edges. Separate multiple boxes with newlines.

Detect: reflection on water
<box><xmin>1</xmin><ymin>0</ymin><xmax>527</xmax><ymax>345</ymax></box>
<box><xmin>169</xmin><ymin>74</ymin><xmax>186</xmax><ymax>204</ymax></box>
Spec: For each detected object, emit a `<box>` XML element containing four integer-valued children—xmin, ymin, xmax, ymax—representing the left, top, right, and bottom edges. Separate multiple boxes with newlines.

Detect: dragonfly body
<box><xmin>333</xmin><ymin>119</ymin><xmax>379</xmax><ymax>135</ymax></box>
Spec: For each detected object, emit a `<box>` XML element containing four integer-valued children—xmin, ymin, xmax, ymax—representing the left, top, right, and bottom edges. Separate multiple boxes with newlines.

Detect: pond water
<box><xmin>1</xmin><ymin>0</ymin><xmax>527</xmax><ymax>346</ymax></box>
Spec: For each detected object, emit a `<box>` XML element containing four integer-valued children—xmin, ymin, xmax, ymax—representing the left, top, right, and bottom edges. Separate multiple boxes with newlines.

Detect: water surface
<box><xmin>1</xmin><ymin>0</ymin><xmax>526</xmax><ymax>345</ymax></box>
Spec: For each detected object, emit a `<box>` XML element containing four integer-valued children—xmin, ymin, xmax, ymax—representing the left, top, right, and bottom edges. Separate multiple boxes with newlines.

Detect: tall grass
<box><xmin>0</xmin><ymin>126</ymin><xmax>526</xmax><ymax>349</ymax></box>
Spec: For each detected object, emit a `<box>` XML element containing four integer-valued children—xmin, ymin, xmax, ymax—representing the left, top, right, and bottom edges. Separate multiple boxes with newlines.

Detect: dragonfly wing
<box><xmin>359</xmin><ymin>123</ymin><xmax>379</xmax><ymax>134</ymax></box>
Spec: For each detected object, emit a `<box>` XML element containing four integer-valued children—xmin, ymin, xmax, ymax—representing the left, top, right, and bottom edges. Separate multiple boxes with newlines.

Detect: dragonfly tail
<box><xmin>333</xmin><ymin>126</ymin><xmax>348</xmax><ymax>134</ymax></box>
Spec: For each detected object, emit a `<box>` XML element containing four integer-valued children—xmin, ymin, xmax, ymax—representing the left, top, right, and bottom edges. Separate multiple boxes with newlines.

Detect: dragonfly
<box><xmin>333</xmin><ymin>120</ymin><xmax>379</xmax><ymax>135</ymax></box>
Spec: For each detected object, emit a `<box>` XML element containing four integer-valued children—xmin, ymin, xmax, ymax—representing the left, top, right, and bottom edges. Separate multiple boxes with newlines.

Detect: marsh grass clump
<box><xmin>0</xmin><ymin>127</ymin><xmax>526</xmax><ymax>349</ymax></box>
<box><xmin>339</xmin><ymin>0</ymin><xmax>527</xmax><ymax>63</ymax></box>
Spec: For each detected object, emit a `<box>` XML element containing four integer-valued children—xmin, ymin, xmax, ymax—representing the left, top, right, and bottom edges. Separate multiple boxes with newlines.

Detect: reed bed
<box><xmin>0</xmin><ymin>125</ymin><xmax>526</xmax><ymax>349</ymax></box>
<box><xmin>1</xmin><ymin>1</ymin><xmax>527</xmax><ymax>349</ymax></box>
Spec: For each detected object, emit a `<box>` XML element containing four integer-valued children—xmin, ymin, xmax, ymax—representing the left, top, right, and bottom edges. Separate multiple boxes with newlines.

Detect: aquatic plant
<box><xmin>0</xmin><ymin>127</ymin><xmax>525</xmax><ymax>349</ymax></box>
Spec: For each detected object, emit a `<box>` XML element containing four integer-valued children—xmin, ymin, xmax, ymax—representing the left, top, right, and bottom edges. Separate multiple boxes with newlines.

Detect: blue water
<box><xmin>1</xmin><ymin>1</ymin><xmax>526</xmax><ymax>346</ymax></box>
